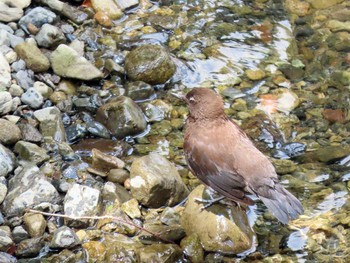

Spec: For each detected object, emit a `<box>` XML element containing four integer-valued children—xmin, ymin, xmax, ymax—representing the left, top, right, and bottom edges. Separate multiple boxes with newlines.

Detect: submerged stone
<box><xmin>125</xmin><ymin>44</ymin><xmax>176</xmax><ymax>85</ymax></box>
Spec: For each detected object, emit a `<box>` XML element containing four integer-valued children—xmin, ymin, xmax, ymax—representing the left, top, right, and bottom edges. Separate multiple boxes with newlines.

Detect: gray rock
<box><xmin>0</xmin><ymin>30</ymin><xmax>10</xmax><ymax>47</ymax></box>
<box><xmin>35</xmin><ymin>24</ymin><xmax>66</xmax><ymax>48</ymax></box>
<box><xmin>0</xmin><ymin>92</ymin><xmax>12</xmax><ymax>115</ymax></box>
<box><xmin>2</xmin><ymin>164</ymin><xmax>60</xmax><ymax>216</ymax></box>
<box><xmin>18</xmin><ymin>7</ymin><xmax>57</xmax><ymax>28</ymax></box>
<box><xmin>50</xmin><ymin>44</ymin><xmax>103</xmax><ymax>80</ymax></box>
<box><xmin>13</xmin><ymin>70</ymin><xmax>35</xmax><ymax>90</ymax></box>
<box><xmin>0</xmin><ymin>53</ymin><xmax>11</xmax><ymax>88</ymax></box>
<box><xmin>86</xmin><ymin>121</ymin><xmax>110</xmax><ymax>139</ymax></box>
<box><xmin>0</xmin><ymin>2</ymin><xmax>23</xmax><ymax>22</ymax></box>
<box><xmin>0</xmin><ymin>177</ymin><xmax>7</xmax><ymax>204</ymax></box>
<box><xmin>125</xmin><ymin>44</ymin><xmax>176</xmax><ymax>85</ymax></box>
<box><xmin>96</xmin><ymin>96</ymin><xmax>147</xmax><ymax>139</ymax></box>
<box><xmin>181</xmin><ymin>185</ymin><xmax>254</xmax><ymax>254</ymax></box>
<box><xmin>50</xmin><ymin>226</ymin><xmax>80</xmax><ymax>248</ymax></box>
<box><xmin>0</xmin><ymin>119</ymin><xmax>22</xmax><ymax>145</ymax></box>
<box><xmin>33</xmin><ymin>106</ymin><xmax>66</xmax><ymax>142</ymax></box>
<box><xmin>18</xmin><ymin>123</ymin><xmax>43</xmax><ymax>142</ymax></box>
<box><xmin>130</xmin><ymin>153</ymin><xmax>189</xmax><ymax>207</ymax></box>
<box><xmin>14</xmin><ymin>41</ymin><xmax>50</xmax><ymax>73</ymax></box>
<box><xmin>107</xmin><ymin>168</ymin><xmax>130</xmax><ymax>184</ymax></box>
<box><xmin>21</xmin><ymin>88</ymin><xmax>44</xmax><ymax>109</ymax></box>
<box><xmin>126</xmin><ymin>81</ymin><xmax>155</xmax><ymax>101</ymax></box>
<box><xmin>0</xmin><ymin>226</ymin><xmax>13</xmax><ymax>251</ymax></box>
<box><xmin>12</xmin><ymin>225</ymin><xmax>29</xmax><ymax>243</ymax></box>
<box><xmin>14</xmin><ymin>141</ymin><xmax>49</xmax><ymax>165</ymax></box>
<box><xmin>64</xmin><ymin>184</ymin><xmax>101</xmax><ymax>227</ymax></box>
<box><xmin>10</xmin><ymin>97</ymin><xmax>21</xmax><ymax>112</ymax></box>
<box><xmin>11</xmin><ymin>59</ymin><xmax>26</xmax><ymax>72</ymax></box>
<box><xmin>0</xmin><ymin>252</ymin><xmax>16</xmax><ymax>263</ymax></box>
<box><xmin>16</xmin><ymin>236</ymin><xmax>44</xmax><ymax>258</ymax></box>
<box><xmin>115</xmin><ymin>0</ymin><xmax>139</xmax><ymax>10</ymax></box>
<box><xmin>0</xmin><ymin>144</ymin><xmax>15</xmax><ymax>177</ymax></box>
<box><xmin>102</xmin><ymin>181</ymin><xmax>132</xmax><ymax>205</ymax></box>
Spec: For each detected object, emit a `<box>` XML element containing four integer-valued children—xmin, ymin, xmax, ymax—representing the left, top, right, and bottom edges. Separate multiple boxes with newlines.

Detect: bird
<box><xmin>180</xmin><ymin>87</ymin><xmax>303</xmax><ymax>224</ymax></box>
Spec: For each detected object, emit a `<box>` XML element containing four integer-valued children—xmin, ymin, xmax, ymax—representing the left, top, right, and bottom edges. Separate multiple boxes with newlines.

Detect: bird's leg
<box><xmin>195</xmin><ymin>196</ymin><xmax>226</xmax><ymax>209</ymax></box>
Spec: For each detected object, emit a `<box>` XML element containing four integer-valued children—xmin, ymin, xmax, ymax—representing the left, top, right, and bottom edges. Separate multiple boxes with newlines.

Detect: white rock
<box><xmin>0</xmin><ymin>91</ymin><xmax>13</xmax><ymax>115</ymax></box>
<box><xmin>0</xmin><ymin>53</ymin><xmax>11</xmax><ymax>88</ymax></box>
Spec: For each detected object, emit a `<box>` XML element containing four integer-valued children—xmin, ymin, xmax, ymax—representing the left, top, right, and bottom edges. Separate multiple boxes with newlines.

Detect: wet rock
<box><xmin>0</xmin><ymin>119</ymin><xmax>21</xmax><ymax>145</ymax></box>
<box><xmin>72</xmin><ymin>138</ymin><xmax>131</xmax><ymax>157</ymax></box>
<box><xmin>44</xmin><ymin>249</ymin><xmax>81</xmax><ymax>262</ymax></box>
<box><xmin>91</xmin><ymin>0</ymin><xmax>123</xmax><ymax>19</ymax></box>
<box><xmin>271</xmin><ymin>159</ymin><xmax>297</xmax><ymax>175</ymax></box>
<box><xmin>160</xmin><ymin>207</ymin><xmax>181</xmax><ymax>226</ymax></box>
<box><xmin>86</xmin><ymin>121</ymin><xmax>110</xmax><ymax>139</ymax></box>
<box><xmin>322</xmin><ymin>108</ymin><xmax>347</xmax><ymax>123</ymax></box>
<box><xmin>94</xmin><ymin>11</ymin><xmax>112</xmax><ymax>28</ymax></box>
<box><xmin>121</xmin><ymin>198</ymin><xmax>141</xmax><ymax>219</ymax></box>
<box><xmin>82</xmin><ymin>241</ymin><xmax>106</xmax><ymax>262</ymax></box>
<box><xmin>0</xmin><ymin>144</ymin><xmax>15</xmax><ymax>177</ymax></box>
<box><xmin>138</xmin><ymin>244</ymin><xmax>183</xmax><ymax>263</ymax></box>
<box><xmin>181</xmin><ymin>185</ymin><xmax>254</xmax><ymax>254</ymax></box>
<box><xmin>326</xmin><ymin>20</ymin><xmax>350</xmax><ymax>32</ymax></box>
<box><xmin>129</xmin><ymin>153</ymin><xmax>189</xmax><ymax>207</ymax></box>
<box><xmin>306</xmin><ymin>0</ymin><xmax>344</xmax><ymax>9</ymax></box>
<box><xmin>0</xmin><ymin>252</ymin><xmax>16</xmax><ymax>263</ymax></box>
<box><xmin>0</xmin><ymin>53</ymin><xmax>11</xmax><ymax>88</ymax></box>
<box><xmin>245</xmin><ymin>69</ymin><xmax>266</xmax><ymax>80</ymax></box>
<box><xmin>35</xmin><ymin>24</ymin><xmax>66</xmax><ymax>48</ymax></box>
<box><xmin>16</xmin><ymin>236</ymin><xmax>44</xmax><ymax>258</ymax></box>
<box><xmin>316</xmin><ymin>145</ymin><xmax>350</xmax><ymax>163</ymax></box>
<box><xmin>13</xmin><ymin>70</ymin><xmax>35</xmax><ymax>91</ymax></box>
<box><xmin>125</xmin><ymin>44</ymin><xmax>176</xmax><ymax>85</ymax></box>
<box><xmin>50</xmin><ymin>44</ymin><xmax>103</xmax><ymax>80</ymax></box>
<box><xmin>50</xmin><ymin>226</ymin><xmax>80</xmax><ymax>248</ymax></box>
<box><xmin>273</xmin><ymin>142</ymin><xmax>306</xmax><ymax>159</ymax></box>
<box><xmin>180</xmin><ymin>234</ymin><xmax>204</xmax><ymax>263</ymax></box>
<box><xmin>96</xmin><ymin>96</ymin><xmax>147</xmax><ymax>139</ymax></box>
<box><xmin>33</xmin><ymin>106</ymin><xmax>66</xmax><ymax>142</ymax></box>
<box><xmin>0</xmin><ymin>226</ymin><xmax>13</xmax><ymax>251</ymax></box>
<box><xmin>14</xmin><ymin>140</ymin><xmax>49</xmax><ymax>164</ymax></box>
<box><xmin>23</xmin><ymin>212</ymin><xmax>47</xmax><ymax>238</ymax></box>
<box><xmin>142</xmin><ymin>99</ymin><xmax>172</xmax><ymax>122</ymax></box>
<box><xmin>18</xmin><ymin>7</ymin><xmax>57</xmax><ymax>28</ymax></box>
<box><xmin>21</xmin><ymin>88</ymin><xmax>44</xmax><ymax>108</ymax></box>
<box><xmin>115</xmin><ymin>0</ymin><xmax>139</xmax><ymax>10</ymax></box>
<box><xmin>64</xmin><ymin>184</ymin><xmax>101</xmax><ymax>227</ymax></box>
<box><xmin>18</xmin><ymin>123</ymin><xmax>43</xmax><ymax>142</ymax></box>
<box><xmin>126</xmin><ymin>81</ymin><xmax>155</xmax><ymax>101</ymax></box>
<box><xmin>14</xmin><ymin>41</ymin><xmax>50</xmax><ymax>73</ymax></box>
<box><xmin>139</xmin><ymin>223</ymin><xmax>185</xmax><ymax>243</ymax></box>
<box><xmin>65</xmin><ymin>123</ymin><xmax>87</xmax><ymax>144</ymax></box>
<box><xmin>12</xmin><ymin>226</ymin><xmax>29</xmax><ymax>243</ymax></box>
<box><xmin>0</xmin><ymin>91</ymin><xmax>12</xmax><ymax>115</ymax></box>
<box><xmin>92</xmin><ymin>148</ymin><xmax>125</xmax><ymax>172</ymax></box>
<box><xmin>108</xmin><ymin>169</ymin><xmax>130</xmax><ymax>184</ymax></box>
<box><xmin>103</xmin><ymin>234</ymin><xmax>143</xmax><ymax>261</ymax></box>
<box><xmin>102</xmin><ymin>181</ymin><xmax>132</xmax><ymax>205</ymax></box>
<box><xmin>2</xmin><ymin>164</ymin><xmax>60</xmax><ymax>216</ymax></box>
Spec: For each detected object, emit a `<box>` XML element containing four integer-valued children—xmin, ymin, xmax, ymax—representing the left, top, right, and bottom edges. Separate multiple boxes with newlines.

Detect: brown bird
<box><xmin>181</xmin><ymin>88</ymin><xmax>303</xmax><ymax>224</ymax></box>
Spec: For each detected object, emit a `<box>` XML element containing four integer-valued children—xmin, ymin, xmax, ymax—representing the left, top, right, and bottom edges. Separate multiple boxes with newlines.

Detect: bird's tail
<box><xmin>258</xmin><ymin>184</ymin><xmax>303</xmax><ymax>224</ymax></box>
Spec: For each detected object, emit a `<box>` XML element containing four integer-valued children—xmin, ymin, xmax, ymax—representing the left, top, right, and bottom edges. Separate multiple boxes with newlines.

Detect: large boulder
<box><xmin>125</xmin><ymin>44</ymin><xmax>176</xmax><ymax>85</ymax></box>
<box><xmin>129</xmin><ymin>153</ymin><xmax>189</xmax><ymax>207</ymax></box>
<box><xmin>181</xmin><ymin>185</ymin><xmax>255</xmax><ymax>254</ymax></box>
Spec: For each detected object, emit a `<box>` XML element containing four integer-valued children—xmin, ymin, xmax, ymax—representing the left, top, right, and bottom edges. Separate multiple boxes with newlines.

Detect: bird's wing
<box><xmin>184</xmin><ymin>122</ymin><xmax>256</xmax><ymax>205</ymax></box>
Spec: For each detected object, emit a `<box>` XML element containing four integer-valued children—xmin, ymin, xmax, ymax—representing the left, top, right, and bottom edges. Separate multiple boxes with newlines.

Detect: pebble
<box><xmin>0</xmin><ymin>92</ymin><xmax>13</xmax><ymax>115</ymax></box>
<box><xmin>0</xmin><ymin>53</ymin><xmax>11</xmax><ymax>88</ymax></box>
<box><xmin>18</xmin><ymin>7</ymin><xmax>58</xmax><ymax>29</ymax></box>
<box><xmin>0</xmin><ymin>2</ymin><xmax>23</xmax><ymax>23</ymax></box>
<box><xmin>35</xmin><ymin>24</ymin><xmax>66</xmax><ymax>48</ymax></box>
<box><xmin>0</xmin><ymin>119</ymin><xmax>22</xmax><ymax>145</ymax></box>
<box><xmin>8</xmin><ymin>84</ymin><xmax>23</xmax><ymax>97</ymax></box>
<box><xmin>0</xmin><ymin>144</ymin><xmax>15</xmax><ymax>177</ymax></box>
<box><xmin>50</xmin><ymin>226</ymin><xmax>80</xmax><ymax>248</ymax></box>
<box><xmin>21</xmin><ymin>88</ymin><xmax>44</xmax><ymax>109</ymax></box>
<box><xmin>13</xmin><ymin>70</ymin><xmax>35</xmax><ymax>90</ymax></box>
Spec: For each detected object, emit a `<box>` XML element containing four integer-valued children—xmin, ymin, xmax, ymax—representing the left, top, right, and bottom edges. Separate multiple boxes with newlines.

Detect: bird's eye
<box><xmin>189</xmin><ymin>97</ymin><xmax>196</xmax><ymax>103</ymax></box>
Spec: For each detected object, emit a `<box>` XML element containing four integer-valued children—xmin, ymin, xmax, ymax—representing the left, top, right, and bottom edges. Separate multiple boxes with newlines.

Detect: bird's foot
<box><xmin>194</xmin><ymin>196</ymin><xmax>226</xmax><ymax>210</ymax></box>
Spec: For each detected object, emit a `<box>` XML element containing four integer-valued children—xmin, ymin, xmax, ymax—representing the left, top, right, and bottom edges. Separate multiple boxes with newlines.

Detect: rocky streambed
<box><xmin>0</xmin><ymin>0</ymin><xmax>350</xmax><ymax>262</ymax></box>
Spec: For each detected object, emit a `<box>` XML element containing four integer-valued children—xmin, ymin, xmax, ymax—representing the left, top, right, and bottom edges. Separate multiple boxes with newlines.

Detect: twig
<box><xmin>26</xmin><ymin>209</ymin><xmax>174</xmax><ymax>244</ymax></box>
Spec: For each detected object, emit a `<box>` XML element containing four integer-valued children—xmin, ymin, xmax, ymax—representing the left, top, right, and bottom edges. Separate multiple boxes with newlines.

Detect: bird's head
<box><xmin>184</xmin><ymin>88</ymin><xmax>225</xmax><ymax>120</ymax></box>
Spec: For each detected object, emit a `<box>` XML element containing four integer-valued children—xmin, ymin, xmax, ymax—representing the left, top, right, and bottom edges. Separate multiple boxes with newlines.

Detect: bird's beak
<box><xmin>170</xmin><ymin>92</ymin><xmax>187</xmax><ymax>102</ymax></box>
